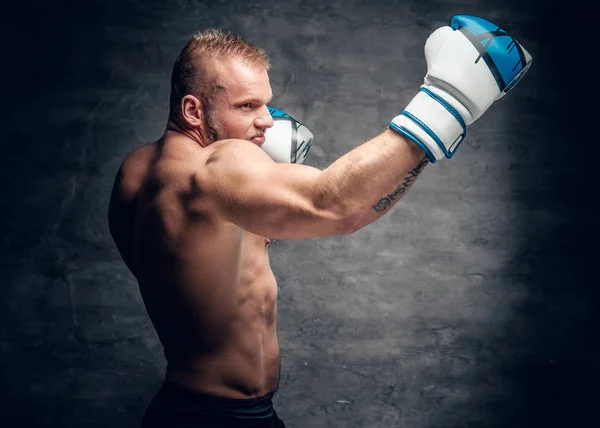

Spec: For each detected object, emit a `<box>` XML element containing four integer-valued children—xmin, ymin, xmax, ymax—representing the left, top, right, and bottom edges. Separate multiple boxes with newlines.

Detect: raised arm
<box><xmin>202</xmin><ymin>131</ymin><xmax>427</xmax><ymax>240</ymax></box>
<box><xmin>203</xmin><ymin>14</ymin><xmax>532</xmax><ymax>241</ymax></box>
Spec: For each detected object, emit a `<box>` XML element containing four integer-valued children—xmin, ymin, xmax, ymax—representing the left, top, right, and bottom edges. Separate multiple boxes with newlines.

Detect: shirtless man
<box><xmin>108</xmin><ymin>17</ymin><xmax>530</xmax><ymax>428</ymax></box>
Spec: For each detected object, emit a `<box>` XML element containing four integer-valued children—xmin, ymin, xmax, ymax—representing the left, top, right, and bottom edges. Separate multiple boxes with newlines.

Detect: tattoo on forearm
<box><xmin>372</xmin><ymin>156</ymin><xmax>429</xmax><ymax>212</ymax></box>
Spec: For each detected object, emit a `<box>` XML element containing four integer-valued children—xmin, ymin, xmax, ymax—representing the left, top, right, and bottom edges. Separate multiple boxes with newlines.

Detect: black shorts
<box><xmin>140</xmin><ymin>381</ymin><xmax>286</xmax><ymax>428</ymax></box>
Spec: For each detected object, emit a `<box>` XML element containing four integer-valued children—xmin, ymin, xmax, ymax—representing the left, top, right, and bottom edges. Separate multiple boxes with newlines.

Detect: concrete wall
<box><xmin>1</xmin><ymin>1</ymin><xmax>595</xmax><ymax>427</ymax></box>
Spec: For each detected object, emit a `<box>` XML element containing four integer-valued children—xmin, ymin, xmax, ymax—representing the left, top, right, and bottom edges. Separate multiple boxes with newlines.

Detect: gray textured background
<box><xmin>1</xmin><ymin>0</ymin><xmax>596</xmax><ymax>427</ymax></box>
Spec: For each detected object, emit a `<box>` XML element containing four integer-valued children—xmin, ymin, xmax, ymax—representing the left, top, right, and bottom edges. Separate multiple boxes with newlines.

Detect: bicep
<box><xmin>205</xmin><ymin>141</ymin><xmax>349</xmax><ymax>239</ymax></box>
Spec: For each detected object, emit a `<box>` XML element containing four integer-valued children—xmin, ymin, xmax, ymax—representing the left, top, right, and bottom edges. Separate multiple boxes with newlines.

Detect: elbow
<box><xmin>340</xmin><ymin>208</ymin><xmax>373</xmax><ymax>235</ymax></box>
<box><xmin>332</xmin><ymin>201</ymin><xmax>367</xmax><ymax>235</ymax></box>
<box><xmin>339</xmin><ymin>214</ymin><xmax>362</xmax><ymax>235</ymax></box>
<box><xmin>312</xmin><ymin>185</ymin><xmax>365</xmax><ymax>235</ymax></box>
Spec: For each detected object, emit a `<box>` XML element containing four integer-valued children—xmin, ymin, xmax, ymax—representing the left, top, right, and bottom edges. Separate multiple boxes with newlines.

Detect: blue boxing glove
<box><xmin>390</xmin><ymin>15</ymin><xmax>532</xmax><ymax>162</ymax></box>
<box><xmin>262</xmin><ymin>107</ymin><xmax>314</xmax><ymax>164</ymax></box>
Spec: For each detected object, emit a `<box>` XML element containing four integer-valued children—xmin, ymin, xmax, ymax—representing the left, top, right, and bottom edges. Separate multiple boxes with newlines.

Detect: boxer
<box><xmin>108</xmin><ymin>16</ymin><xmax>531</xmax><ymax>427</ymax></box>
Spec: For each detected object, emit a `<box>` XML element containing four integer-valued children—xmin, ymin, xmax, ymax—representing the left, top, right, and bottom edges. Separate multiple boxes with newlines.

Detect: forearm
<box><xmin>319</xmin><ymin>129</ymin><xmax>429</xmax><ymax>231</ymax></box>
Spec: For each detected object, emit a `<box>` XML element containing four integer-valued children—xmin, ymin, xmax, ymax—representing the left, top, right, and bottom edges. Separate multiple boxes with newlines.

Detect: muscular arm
<box><xmin>203</xmin><ymin>129</ymin><xmax>428</xmax><ymax>240</ymax></box>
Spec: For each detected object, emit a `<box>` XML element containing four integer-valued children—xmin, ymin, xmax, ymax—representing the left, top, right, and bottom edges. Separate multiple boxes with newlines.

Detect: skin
<box><xmin>108</xmin><ymin>56</ymin><xmax>429</xmax><ymax>399</ymax></box>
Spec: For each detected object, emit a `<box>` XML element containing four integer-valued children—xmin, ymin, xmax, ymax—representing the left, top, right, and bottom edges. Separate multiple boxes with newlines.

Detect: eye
<box><xmin>240</xmin><ymin>103</ymin><xmax>253</xmax><ymax>109</ymax></box>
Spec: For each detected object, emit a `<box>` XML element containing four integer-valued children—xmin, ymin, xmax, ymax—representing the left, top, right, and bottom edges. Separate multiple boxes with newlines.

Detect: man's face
<box><xmin>206</xmin><ymin>58</ymin><xmax>274</xmax><ymax>146</ymax></box>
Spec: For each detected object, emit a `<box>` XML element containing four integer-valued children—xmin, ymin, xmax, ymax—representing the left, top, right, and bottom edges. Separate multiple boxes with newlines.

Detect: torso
<box><xmin>117</xmin><ymin>135</ymin><xmax>279</xmax><ymax>399</ymax></box>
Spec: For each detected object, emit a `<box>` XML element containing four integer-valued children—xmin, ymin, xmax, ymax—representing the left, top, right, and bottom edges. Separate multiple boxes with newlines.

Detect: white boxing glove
<box><xmin>262</xmin><ymin>107</ymin><xmax>313</xmax><ymax>164</ymax></box>
<box><xmin>390</xmin><ymin>15</ymin><xmax>532</xmax><ymax>162</ymax></box>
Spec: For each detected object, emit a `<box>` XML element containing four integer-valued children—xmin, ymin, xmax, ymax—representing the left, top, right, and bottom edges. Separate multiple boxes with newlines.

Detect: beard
<box><xmin>202</xmin><ymin>102</ymin><xmax>221</xmax><ymax>145</ymax></box>
<box><xmin>205</xmin><ymin>111</ymin><xmax>257</xmax><ymax>145</ymax></box>
<box><xmin>203</xmin><ymin>106</ymin><xmax>239</xmax><ymax>145</ymax></box>
<box><xmin>208</xmin><ymin>118</ymin><xmax>234</xmax><ymax>143</ymax></box>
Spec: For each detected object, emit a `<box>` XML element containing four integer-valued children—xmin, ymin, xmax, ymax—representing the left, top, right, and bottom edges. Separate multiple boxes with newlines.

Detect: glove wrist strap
<box><xmin>390</xmin><ymin>86</ymin><xmax>469</xmax><ymax>162</ymax></box>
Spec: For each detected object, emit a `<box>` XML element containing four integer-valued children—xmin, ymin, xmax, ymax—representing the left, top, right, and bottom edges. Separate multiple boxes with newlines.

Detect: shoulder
<box><xmin>205</xmin><ymin>138</ymin><xmax>272</xmax><ymax>168</ymax></box>
<box><xmin>114</xmin><ymin>143</ymin><xmax>158</xmax><ymax>201</ymax></box>
<box><xmin>120</xmin><ymin>143</ymin><xmax>157</xmax><ymax>175</ymax></box>
<box><xmin>186</xmin><ymin>139</ymin><xmax>276</xmax><ymax>203</ymax></box>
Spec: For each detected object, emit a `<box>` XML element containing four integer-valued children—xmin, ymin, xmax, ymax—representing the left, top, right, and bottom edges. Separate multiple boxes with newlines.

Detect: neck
<box><xmin>166</xmin><ymin>117</ymin><xmax>209</xmax><ymax>148</ymax></box>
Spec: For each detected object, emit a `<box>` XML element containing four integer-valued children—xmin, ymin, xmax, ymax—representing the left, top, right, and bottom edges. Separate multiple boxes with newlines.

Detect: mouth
<box><xmin>250</xmin><ymin>135</ymin><xmax>265</xmax><ymax>145</ymax></box>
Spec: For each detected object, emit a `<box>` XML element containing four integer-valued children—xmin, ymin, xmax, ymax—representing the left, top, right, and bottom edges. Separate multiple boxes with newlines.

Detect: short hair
<box><xmin>169</xmin><ymin>29</ymin><xmax>271</xmax><ymax>119</ymax></box>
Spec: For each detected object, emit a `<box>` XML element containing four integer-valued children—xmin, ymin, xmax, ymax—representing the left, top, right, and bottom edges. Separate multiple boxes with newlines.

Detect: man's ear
<box><xmin>181</xmin><ymin>95</ymin><xmax>206</xmax><ymax>128</ymax></box>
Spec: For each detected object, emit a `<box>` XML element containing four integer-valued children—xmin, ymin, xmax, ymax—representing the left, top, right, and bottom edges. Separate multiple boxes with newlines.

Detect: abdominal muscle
<box><xmin>134</xmin><ymin>197</ymin><xmax>280</xmax><ymax>399</ymax></box>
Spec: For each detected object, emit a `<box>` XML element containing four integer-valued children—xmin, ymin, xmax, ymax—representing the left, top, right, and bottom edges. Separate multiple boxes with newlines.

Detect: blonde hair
<box><xmin>169</xmin><ymin>29</ymin><xmax>271</xmax><ymax>119</ymax></box>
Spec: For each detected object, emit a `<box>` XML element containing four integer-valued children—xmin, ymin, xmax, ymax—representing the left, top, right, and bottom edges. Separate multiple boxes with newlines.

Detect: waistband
<box><xmin>155</xmin><ymin>381</ymin><xmax>275</xmax><ymax>417</ymax></box>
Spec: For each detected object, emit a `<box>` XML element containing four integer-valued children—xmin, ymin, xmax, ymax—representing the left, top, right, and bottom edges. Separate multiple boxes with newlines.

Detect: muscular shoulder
<box><xmin>206</xmin><ymin>138</ymin><xmax>267</xmax><ymax>163</ymax></box>
<box><xmin>117</xmin><ymin>143</ymin><xmax>158</xmax><ymax>200</ymax></box>
<box><xmin>202</xmin><ymin>139</ymin><xmax>273</xmax><ymax>182</ymax></box>
<box><xmin>187</xmin><ymin>139</ymin><xmax>274</xmax><ymax>212</ymax></box>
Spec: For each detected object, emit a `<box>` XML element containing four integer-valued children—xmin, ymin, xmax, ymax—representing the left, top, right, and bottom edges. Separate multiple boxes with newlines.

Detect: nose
<box><xmin>255</xmin><ymin>105</ymin><xmax>274</xmax><ymax>130</ymax></box>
